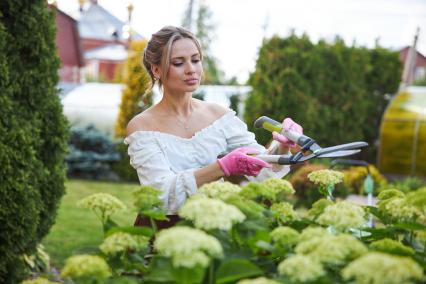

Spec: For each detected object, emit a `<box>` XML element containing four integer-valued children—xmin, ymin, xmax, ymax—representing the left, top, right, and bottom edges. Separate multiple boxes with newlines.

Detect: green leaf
<box><xmin>141</xmin><ymin>208</ymin><xmax>168</xmax><ymax>220</ymax></box>
<box><xmin>144</xmin><ymin>256</ymin><xmax>206</xmax><ymax>284</ymax></box>
<box><xmin>391</xmin><ymin>222</ymin><xmax>426</xmax><ymax>231</ymax></box>
<box><xmin>216</xmin><ymin>259</ymin><xmax>263</xmax><ymax>284</ymax></box>
<box><xmin>172</xmin><ymin>265</ymin><xmax>206</xmax><ymax>284</ymax></box>
<box><xmin>143</xmin><ymin>256</ymin><xmax>175</xmax><ymax>282</ymax></box>
<box><xmin>105</xmin><ymin>226</ymin><xmax>154</xmax><ymax>238</ymax></box>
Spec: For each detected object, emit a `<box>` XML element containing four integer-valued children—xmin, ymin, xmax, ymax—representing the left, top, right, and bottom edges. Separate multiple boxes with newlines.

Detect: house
<box><xmin>399</xmin><ymin>46</ymin><xmax>426</xmax><ymax>82</ymax></box>
<box><xmin>52</xmin><ymin>5</ymin><xmax>84</xmax><ymax>83</ymax></box>
<box><xmin>78</xmin><ymin>0</ymin><xmax>143</xmax><ymax>81</ymax></box>
<box><xmin>52</xmin><ymin>0</ymin><xmax>143</xmax><ymax>83</ymax></box>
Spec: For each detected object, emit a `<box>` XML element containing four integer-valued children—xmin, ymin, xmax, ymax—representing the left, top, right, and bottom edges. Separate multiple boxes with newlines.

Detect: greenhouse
<box><xmin>378</xmin><ymin>86</ymin><xmax>426</xmax><ymax>177</ymax></box>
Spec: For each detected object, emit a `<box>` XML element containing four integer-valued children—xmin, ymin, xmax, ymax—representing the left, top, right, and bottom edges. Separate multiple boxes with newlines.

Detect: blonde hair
<box><xmin>142</xmin><ymin>26</ymin><xmax>203</xmax><ymax>90</ymax></box>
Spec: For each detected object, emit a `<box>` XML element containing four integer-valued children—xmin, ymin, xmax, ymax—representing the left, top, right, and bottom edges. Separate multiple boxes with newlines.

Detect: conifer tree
<box><xmin>115</xmin><ymin>39</ymin><xmax>151</xmax><ymax>138</ymax></box>
<box><xmin>0</xmin><ymin>1</ymin><xmax>68</xmax><ymax>282</ymax></box>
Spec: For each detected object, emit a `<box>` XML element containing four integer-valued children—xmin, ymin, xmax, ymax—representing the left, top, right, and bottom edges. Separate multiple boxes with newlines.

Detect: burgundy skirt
<box><xmin>134</xmin><ymin>214</ymin><xmax>181</xmax><ymax>230</ymax></box>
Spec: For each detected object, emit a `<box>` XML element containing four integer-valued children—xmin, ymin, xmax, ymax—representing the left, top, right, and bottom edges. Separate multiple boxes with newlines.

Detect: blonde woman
<box><xmin>125</xmin><ymin>26</ymin><xmax>303</xmax><ymax>228</ymax></box>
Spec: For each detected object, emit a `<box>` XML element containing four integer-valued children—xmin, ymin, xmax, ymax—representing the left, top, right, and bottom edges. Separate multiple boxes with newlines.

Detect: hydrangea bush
<box><xmin>29</xmin><ymin>173</ymin><xmax>426</xmax><ymax>283</ymax></box>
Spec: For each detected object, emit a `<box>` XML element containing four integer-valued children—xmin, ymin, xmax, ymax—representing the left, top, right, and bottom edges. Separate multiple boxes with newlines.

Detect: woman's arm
<box><xmin>193</xmin><ymin>162</ymin><xmax>225</xmax><ymax>187</ymax></box>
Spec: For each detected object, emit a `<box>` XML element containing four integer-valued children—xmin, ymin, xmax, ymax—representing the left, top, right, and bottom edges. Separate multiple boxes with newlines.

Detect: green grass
<box><xmin>42</xmin><ymin>179</ymin><xmax>140</xmax><ymax>267</ymax></box>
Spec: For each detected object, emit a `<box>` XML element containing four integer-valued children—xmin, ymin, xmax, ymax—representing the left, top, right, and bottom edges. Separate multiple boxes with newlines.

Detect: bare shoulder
<box><xmin>199</xmin><ymin>100</ymin><xmax>232</xmax><ymax>119</ymax></box>
<box><xmin>126</xmin><ymin>109</ymin><xmax>155</xmax><ymax>137</ymax></box>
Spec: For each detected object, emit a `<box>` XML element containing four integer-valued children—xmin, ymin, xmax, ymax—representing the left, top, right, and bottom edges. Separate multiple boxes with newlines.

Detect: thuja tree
<box><xmin>245</xmin><ymin>34</ymin><xmax>401</xmax><ymax>161</ymax></box>
<box><xmin>113</xmin><ymin>40</ymin><xmax>151</xmax><ymax>182</ymax></box>
<box><xmin>115</xmin><ymin>39</ymin><xmax>151</xmax><ymax>138</ymax></box>
<box><xmin>0</xmin><ymin>1</ymin><xmax>68</xmax><ymax>283</ymax></box>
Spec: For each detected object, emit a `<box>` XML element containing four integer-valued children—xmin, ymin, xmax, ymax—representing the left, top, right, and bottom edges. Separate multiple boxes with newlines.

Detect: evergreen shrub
<box><xmin>67</xmin><ymin>126</ymin><xmax>120</xmax><ymax>180</ymax></box>
<box><xmin>0</xmin><ymin>1</ymin><xmax>69</xmax><ymax>282</ymax></box>
<box><xmin>245</xmin><ymin>34</ymin><xmax>401</xmax><ymax>162</ymax></box>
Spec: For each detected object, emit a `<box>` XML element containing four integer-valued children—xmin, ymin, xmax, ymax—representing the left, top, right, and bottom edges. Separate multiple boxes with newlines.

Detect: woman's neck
<box><xmin>159</xmin><ymin>91</ymin><xmax>195</xmax><ymax>117</ymax></box>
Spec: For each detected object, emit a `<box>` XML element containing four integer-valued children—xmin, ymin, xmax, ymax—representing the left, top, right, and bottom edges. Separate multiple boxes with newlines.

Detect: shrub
<box><xmin>0</xmin><ymin>1</ymin><xmax>68</xmax><ymax>282</ymax></box>
<box><xmin>245</xmin><ymin>34</ymin><xmax>401</xmax><ymax>162</ymax></box>
<box><xmin>41</xmin><ymin>174</ymin><xmax>426</xmax><ymax>283</ymax></box>
<box><xmin>67</xmin><ymin>126</ymin><xmax>120</xmax><ymax>180</ymax></box>
<box><xmin>115</xmin><ymin>40</ymin><xmax>151</xmax><ymax>138</ymax></box>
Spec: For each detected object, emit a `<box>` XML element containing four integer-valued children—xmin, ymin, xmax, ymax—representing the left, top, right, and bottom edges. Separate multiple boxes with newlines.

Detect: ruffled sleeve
<box><xmin>124</xmin><ymin>133</ymin><xmax>198</xmax><ymax>214</ymax></box>
<box><xmin>222</xmin><ymin>114</ymin><xmax>290</xmax><ymax>181</ymax></box>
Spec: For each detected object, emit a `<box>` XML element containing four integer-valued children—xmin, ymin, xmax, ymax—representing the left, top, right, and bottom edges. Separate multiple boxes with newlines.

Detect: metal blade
<box><xmin>317</xmin><ymin>149</ymin><xmax>361</xmax><ymax>158</ymax></box>
<box><xmin>316</xmin><ymin>142</ymin><xmax>368</xmax><ymax>156</ymax></box>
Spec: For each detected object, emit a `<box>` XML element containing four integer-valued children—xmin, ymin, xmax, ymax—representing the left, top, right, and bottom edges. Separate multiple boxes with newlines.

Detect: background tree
<box><xmin>113</xmin><ymin>39</ymin><xmax>151</xmax><ymax>182</ymax></box>
<box><xmin>244</xmin><ymin>34</ymin><xmax>401</xmax><ymax>162</ymax></box>
<box><xmin>0</xmin><ymin>1</ymin><xmax>69</xmax><ymax>282</ymax></box>
<box><xmin>115</xmin><ymin>39</ymin><xmax>151</xmax><ymax>138</ymax></box>
<box><xmin>182</xmin><ymin>0</ymin><xmax>224</xmax><ymax>84</ymax></box>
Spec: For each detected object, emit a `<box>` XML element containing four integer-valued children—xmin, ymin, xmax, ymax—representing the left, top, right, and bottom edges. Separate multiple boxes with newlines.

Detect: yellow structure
<box><xmin>378</xmin><ymin>86</ymin><xmax>426</xmax><ymax>176</ymax></box>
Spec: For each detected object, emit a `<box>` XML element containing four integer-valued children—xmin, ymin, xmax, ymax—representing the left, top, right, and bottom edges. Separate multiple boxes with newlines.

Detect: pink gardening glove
<box><xmin>272</xmin><ymin>118</ymin><xmax>303</xmax><ymax>148</ymax></box>
<box><xmin>218</xmin><ymin>147</ymin><xmax>271</xmax><ymax>177</ymax></box>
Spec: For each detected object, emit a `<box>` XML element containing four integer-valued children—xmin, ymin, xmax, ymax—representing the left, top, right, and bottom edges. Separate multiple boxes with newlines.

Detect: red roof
<box><xmin>399</xmin><ymin>46</ymin><xmax>426</xmax><ymax>68</ymax></box>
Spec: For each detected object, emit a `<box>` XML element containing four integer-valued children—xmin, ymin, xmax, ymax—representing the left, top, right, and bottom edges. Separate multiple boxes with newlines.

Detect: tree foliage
<box><xmin>0</xmin><ymin>1</ymin><xmax>69</xmax><ymax>282</ymax></box>
<box><xmin>115</xmin><ymin>39</ymin><xmax>151</xmax><ymax>138</ymax></box>
<box><xmin>182</xmin><ymin>0</ymin><xmax>224</xmax><ymax>84</ymax></box>
<box><xmin>245</xmin><ymin>34</ymin><xmax>401</xmax><ymax>161</ymax></box>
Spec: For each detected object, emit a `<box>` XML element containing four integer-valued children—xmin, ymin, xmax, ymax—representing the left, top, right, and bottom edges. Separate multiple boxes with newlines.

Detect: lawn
<box><xmin>42</xmin><ymin>179</ymin><xmax>140</xmax><ymax>267</ymax></box>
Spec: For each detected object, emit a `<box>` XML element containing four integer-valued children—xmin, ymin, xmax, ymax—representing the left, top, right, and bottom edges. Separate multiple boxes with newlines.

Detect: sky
<box><xmin>56</xmin><ymin>0</ymin><xmax>426</xmax><ymax>84</ymax></box>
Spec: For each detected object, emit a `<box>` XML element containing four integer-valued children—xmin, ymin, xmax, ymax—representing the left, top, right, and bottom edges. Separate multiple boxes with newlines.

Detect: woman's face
<box><xmin>162</xmin><ymin>38</ymin><xmax>203</xmax><ymax>93</ymax></box>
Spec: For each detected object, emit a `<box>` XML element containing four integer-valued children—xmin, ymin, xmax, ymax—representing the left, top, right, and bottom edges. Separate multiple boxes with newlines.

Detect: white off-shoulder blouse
<box><xmin>124</xmin><ymin>111</ymin><xmax>290</xmax><ymax>214</ymax></box>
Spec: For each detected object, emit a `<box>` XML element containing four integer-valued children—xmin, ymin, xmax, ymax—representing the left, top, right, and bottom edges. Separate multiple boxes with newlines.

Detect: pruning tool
<box><xmin>253</xmin><ymin>116</ymin><xmax>368</xmax><ymax>165</ymax></box>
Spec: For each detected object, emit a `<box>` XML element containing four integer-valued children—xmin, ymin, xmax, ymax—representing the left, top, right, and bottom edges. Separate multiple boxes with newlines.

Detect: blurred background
<box><xmin>49</xmin><ymin>0</ymin><xmax>426</xmax><ymax>181</ymax></box>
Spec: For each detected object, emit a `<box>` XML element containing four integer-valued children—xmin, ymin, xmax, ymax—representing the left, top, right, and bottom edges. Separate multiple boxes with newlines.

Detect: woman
<box><xmin>125</xmin><ymin>26</ymin><xmax>303</xmax><ymax>228</ymax></box>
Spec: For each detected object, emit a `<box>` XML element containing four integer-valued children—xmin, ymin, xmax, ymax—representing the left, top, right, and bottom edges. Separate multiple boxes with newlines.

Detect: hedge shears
<box><xmin>253</xmin><ymin>116</ymin><xmax>368</xmax><ymax>165</ymax></box>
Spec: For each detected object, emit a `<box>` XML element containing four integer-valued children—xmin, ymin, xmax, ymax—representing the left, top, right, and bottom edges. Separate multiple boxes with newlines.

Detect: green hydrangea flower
<box><xmin>77</xmin><ymin>193</ymin><xmax>126</xmax><ymax>223</ymax></box>
<box><xmin>299</xmin><ymin>227</ymin><xmax>329</xmax><ymax>243</ymax></box>
<box><xmin>240</xmin><ymin>182</ymin><xmax>273</xmax><ymax>200</ymax></box>
<box><xmin>132</xmin><ymin>185</ymin><xmax>163</xmax><ymax>211</ymax></box>
<box><xmin>99</xmin><ymin>232</ymin><xmax>149</xmax><ymax>255</ymax></box>
<box><xmin>370</xmin><ymin>238</ymin><xmax>415</xmax><ymax>256</ymax></box>
<box><xmin>237</xmin><ymin>277</ymin><xmax>280</xmax><ymax>284</ymax></box>
<box><xmin>22</xmin><ymin>278</ymin><xmax>58</xmax><ymax>284</ymax></box>
<box><xmin>405</xmin><ymin>187</ymin><xmax>426</xmax><ymax>215</ymax></box>
<box><xmin>296</xmin><ymin>234</ymin><xmax>368</xmax><ymax>266</ymax></box>
<box><xmin>179</xmin><ymin>197</ymin><xmax>245</xmax><ymax>231</ymax></box>
<box><xmin>278</xmin><ymin>255</ymin><xmax>325</xmax><ymax>283</ymax></box>
<box><xmin>154</xmin><ymin>226</ymin><xmax>223</xmax><ymax>268</ymax></box>
<box><xmin>240</xmin><ymin>179</ymin><xmax>295</xmax><ymax>202</ymax></box>
<box><xmin>198</xmin><ymin>181</ymin><xmax>241</xmax><ymax>200</ymax></box>
<box><xmin>261</xmin><ymin>178</ymin><xmax>295</xmax><ymax>201</ymax></box>
<box><xmin>61</xmin><ymin>255</ymin><xmax>111</xmax><ymax>280</ymax></box>
<box><xmin>270</xmin><ymin>202</ymin><xmax>298</xmax><ymax>223</ymax></box>
<box><xmin>342</xmin><ymin>252</ymin><xmax>424</xmax><ymax>284</ymax></box>
<box><xmin>377</xmin><ymin>189</ymin><xmax>405</xmax><ymax>201</ymax></box>
<box><xmin>378</xmin><ymin>196</ymin><xmax>419</xmax><ymax>223</ymax></box>
<box><xmin>307</xmin><ymin>198</ymin><xmax>333</xmax><ymax>220</ymax></box>
<box><xmin>317</xmin><ymin>201</ymin><xmax>366</xmax><ymax>231</ymax></box>
<box><xmin>307</xmin><ymin>169</ymin><xmax>344</xmax><ymax>187</ymax></box>
<box><xmin>270</xmin><ymin>226</ymin><xmax>300</xmax><ymax>246</ymax></box>
<box><xmin>223</xmin><ymin>194</ymin><xmax>265</xmax><ymax>219</ymax></box>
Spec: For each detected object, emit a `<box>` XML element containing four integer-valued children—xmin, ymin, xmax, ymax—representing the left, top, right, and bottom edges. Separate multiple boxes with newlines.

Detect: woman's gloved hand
<box><xmin>272</xmin><ymin>118</ymin><xmax>303</xmax><ymax>148</ymax></box>
<box><xmin>217</xmin><ymin>147</ymin><xmax>271</xmax><ymax>177</ymax></box>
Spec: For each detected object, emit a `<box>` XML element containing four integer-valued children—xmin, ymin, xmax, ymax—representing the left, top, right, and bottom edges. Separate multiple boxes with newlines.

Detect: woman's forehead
<box><xmin>170</xmin><ymin>38</ymin><xmax>199</xmax><ymax>58</ymax></box>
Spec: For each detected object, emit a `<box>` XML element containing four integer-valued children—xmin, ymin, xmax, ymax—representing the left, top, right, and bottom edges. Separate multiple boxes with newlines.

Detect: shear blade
<box><xmin>317</xmin><ymin>149</ymin><xmax>361</xmax><ymax>158</ymax></box>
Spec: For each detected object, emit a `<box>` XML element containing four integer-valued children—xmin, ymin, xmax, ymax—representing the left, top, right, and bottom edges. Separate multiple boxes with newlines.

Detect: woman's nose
<box><xmin>185</xmin><ymin>62</ymin><xmax>195</xmax><ymax>74</ymax></box>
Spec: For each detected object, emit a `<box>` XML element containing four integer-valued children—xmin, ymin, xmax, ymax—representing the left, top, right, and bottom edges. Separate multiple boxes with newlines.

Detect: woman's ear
<box><xmin>151</xmin><ymin>65</ymin><xmax>162</xmax><ymax>80</ymax></box>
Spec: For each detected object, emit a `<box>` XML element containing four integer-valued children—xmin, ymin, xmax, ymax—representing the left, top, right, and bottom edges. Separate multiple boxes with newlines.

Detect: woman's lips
<box><xmin>184</xmin><ymin>78</ymin><xmax>199</xmax><ymax>85</ymax></box>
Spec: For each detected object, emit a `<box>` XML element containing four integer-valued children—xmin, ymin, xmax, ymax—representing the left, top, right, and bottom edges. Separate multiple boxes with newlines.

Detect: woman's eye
<box><xmin>172</xmin><ymin>62</ymin><xmax>183</xmax><ymax>66</ymax></box>
<box><xmin>192</xmin><ymin>59</ymin><xmax>200</xmax><ymax>63</ymax></box>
